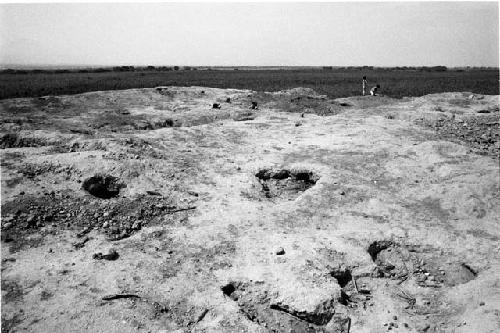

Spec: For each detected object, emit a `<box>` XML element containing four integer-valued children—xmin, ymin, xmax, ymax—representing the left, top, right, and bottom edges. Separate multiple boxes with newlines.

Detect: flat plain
<box><xmin>0</xmin><ymin>68</ymin><xmax>498</xmax><ymax>100</ymax></box>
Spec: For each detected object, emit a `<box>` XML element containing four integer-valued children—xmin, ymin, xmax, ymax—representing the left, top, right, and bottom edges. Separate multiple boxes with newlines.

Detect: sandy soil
<box><xmin>1</xmin><ymin>87</ymin><xmax>499</xmax><ymax>333</ymax></box>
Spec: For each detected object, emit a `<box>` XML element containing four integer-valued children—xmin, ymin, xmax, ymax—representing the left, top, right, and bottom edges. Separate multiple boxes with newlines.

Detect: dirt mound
<box><xmin>415</xmin><ymin>114</ymin><xmax>499</xmax><ymax>157</ymax></box>
<box><xmin>1</xmin><ymin>87</ymin><xmax>499</xmax><ymax>333</ymax></box>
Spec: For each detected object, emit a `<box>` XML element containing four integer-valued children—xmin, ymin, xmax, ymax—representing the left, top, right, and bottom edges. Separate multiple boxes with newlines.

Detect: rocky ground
<box><xmin>1</xmin><ymin>87</ymin><xmax>499</xmax><ymax>333</ymax></box>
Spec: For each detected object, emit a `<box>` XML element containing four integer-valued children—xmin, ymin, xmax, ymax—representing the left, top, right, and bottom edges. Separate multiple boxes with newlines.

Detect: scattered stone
<box><xmin>3</xmin><ymin>222</ymin><xmax>13</xmax><ymax>229</ymax></box>
<box><xmin>146</xmin><ymin>190</ymin><xmax>162</xmax><ymax>196</ymax></box>
<box><xmin>2</xmin><ymin>258</ymin><xmax>16</xmax><ymax>263</ymax></box>
<box><xmin>93</xmin><ymin>248</ymin><xmax>119</xmax><ymax>261</ymax></box>
<box><xmin>73</xmin><ymin>236</ymin><xmax>90</xmax><ymax>249</ymax></box>
<box><xmin>359</xmin><ymin>287</ymin><xmax>371</xmax><ymax>294</ymax></box>
<box><xmin>212</xmin><ymin>103</ymin><xmax>221</xmax><ymax>109</ymax></box>
<box><xmin>275</xmin><ymin>247</ymin><xmax>285</xmax><ymax>255</ymax></box>
<box><xmin>251</xmin><ymin>101</ymin><xmax>258</xmax><ymax>109</ymax></box>
<box><xmin>479</xmin><ymin>301</ymin><xmax>485</xmax><ymax>306</ymax></box>
<box><xmin>295</xmin><ymin>122</ymin><xmax>302</xmax><ymax>127</ymax></box>
<box><xmin>102</xmin><ymin>293</ymin><xmax>139</xmax><ymax>301</ymax></box>
<box><xmin>131</xmin><ymin>221</ymin><xmax>141</xmax><ymax>230</ymax></box>
<box><xmin>76</xmin><ymin>226</ymin><xmax>91</xmax><ymax>238</ymax></box>
<box><xmin>26</xmin><ymin>215</ymin><xmax>36</xmax><ymax>227</ymax></box>
<box><xmin>226</xmin><ymin>98</ymin><xmax>231</xmax><ymax>103</ymax></box>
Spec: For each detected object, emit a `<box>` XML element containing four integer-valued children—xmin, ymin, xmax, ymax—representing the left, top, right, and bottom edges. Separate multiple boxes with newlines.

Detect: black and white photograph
<box><xmin>0</xmin><ymin>1</ymin><xmax>499</xmax><ymax>332</ymax></box>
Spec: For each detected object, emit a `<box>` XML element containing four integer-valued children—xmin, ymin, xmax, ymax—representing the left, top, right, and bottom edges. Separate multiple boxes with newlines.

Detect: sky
<box><xmin>0</xmin><ymin>2</ymin><xmax>498</xmax><ymax>67</ymax></box>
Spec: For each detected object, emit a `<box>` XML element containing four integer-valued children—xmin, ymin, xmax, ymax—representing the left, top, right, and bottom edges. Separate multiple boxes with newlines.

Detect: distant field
<box><xmin>0</xmin><ymin>68</ymin><xmax>498</xmax><ymax>100</ymax></box>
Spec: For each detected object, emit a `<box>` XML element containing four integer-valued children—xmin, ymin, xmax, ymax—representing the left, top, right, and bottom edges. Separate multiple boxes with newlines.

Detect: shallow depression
<box><xmin>255</xmin><ymin>168</ymin><xmax>319</xmax><ymax>201</ymax></box>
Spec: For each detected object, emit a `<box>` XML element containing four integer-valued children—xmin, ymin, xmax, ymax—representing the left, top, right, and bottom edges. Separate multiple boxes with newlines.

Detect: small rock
<box><xmin>93</xmin><ymin>248</ymin><xmax>119</xmax><ymax>261</ymax></box>
<box><xmin>418</xmin><ymin>324</ymin><xmax>430</xmax><ymax>332</ymax></box>
<box><xmin>102</xmin><ymin>221</ymin><xmax>110</xmax><ymax>229</ymax></box>
<box><xmin>393</xmin><ymin>315</ymin><xmax>397</xmax><ymax>321</ymax></box>
<box><xmin>479</xmin><ymin>301</ymin><xmax>485</xmax><ymax>306</ymax></box>
<box><xmin>131</xmin><ymin>221</ymin><xmax>141</xmax><ymax>230</ymax></box>
<box><xmin>1</xmin><ymin>232</ymin><xmax>14</xmax><ymax>242</ymax></box>
<box><xmin>76</xmin><ymin>226</ymin><xmax>91</xmax><ymax>238</ymax></box>
<box><xmin>359</xmin><ymin>288</ymin><xmax>371</xmax><ymax>294</ymax></box>
<box><xmin>26</xmin><ymin>215</ymin><xmax>36</xmax><ymax>227</ymax></box>
<box><xmin>73</xmin><ymin>236</ymin><xmax>90</xmax><ymax>249</ymax></box>
<box><xmin>275</xmin><ymin>247</ymin><xmax>285</xmax><ymax>255</ymax></box>
<box><xmin>3</xmin><ymin>222</ymin><xmax>13</xmax><ymax>229</ymax></box>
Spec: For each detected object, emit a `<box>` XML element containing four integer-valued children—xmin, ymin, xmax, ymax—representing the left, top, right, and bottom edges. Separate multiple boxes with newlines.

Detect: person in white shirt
<box><xmin>370</xmin><ymin>84</ymin><xmax>380</xmax><ymax>96</ymax></box>
<box><xmin>362</xmin><ymin>76</ymin><xmax>368</xmax><ymax>96</ymax></box>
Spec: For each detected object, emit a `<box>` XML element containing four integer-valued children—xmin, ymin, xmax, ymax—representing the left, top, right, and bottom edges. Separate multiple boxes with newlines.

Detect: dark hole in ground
<box><xmin>255</xmin><ymin>168</ymin><xmax>319</xmax><ymax>200</ymax></box>
<box><xmin>330</xmin><ymin>266</ymin><xmax>352</xmax><ymax>288</ymax></box>
<box><xmin>367</xmin><ymin>240</ymin><xmax>394</xmax><ymax>261</ymax></box>
<box><xmin>221</xmin><ymin>283</ymin><xmax>236</xmax><ymax>298</ymax></box>
<box><xmin>338</xmin><ymin>290</ymin><xmax>350</xmax><ymax>306</ymax></box>
<box><xmin>82</xmin><ymin>175</ymin><xmax>125</xmax><ymax>199</ymax></box>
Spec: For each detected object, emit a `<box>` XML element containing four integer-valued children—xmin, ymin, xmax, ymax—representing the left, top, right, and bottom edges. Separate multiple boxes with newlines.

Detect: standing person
<box><xmin>370</xmin><ymin>84</ymin><xmax>380</xmax><ymax>96</ymax></box>
<box><xmin>362</xmin><ymin>76</ymin><xmax>368</xmax><ymax>96</ymax></box>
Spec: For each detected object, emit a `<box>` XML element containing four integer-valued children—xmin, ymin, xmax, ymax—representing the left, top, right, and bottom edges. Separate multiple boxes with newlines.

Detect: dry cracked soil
<box><xmin>1</xmin><ymin>86</ymin><xmax>499</xmax><ymax>333</ymax></box>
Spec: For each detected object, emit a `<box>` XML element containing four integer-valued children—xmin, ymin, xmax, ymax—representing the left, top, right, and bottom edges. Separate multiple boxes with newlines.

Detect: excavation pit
<box><xmin>367</xmin><ymin>241</ymin><xmax>479</xmax><ymax>286</ymax></box>
<box><xmin>255</xmin><ymin>168</ymin><xmax>319</xmax><ymax>200</ymax></box>
<box><xmin>82</xmin><ymin>175</ymin><xmax>125</xmax><ymax>199</ymax></box>
<box><xmin>330</xmin><ymin>266</ymin><xmax>352</xmax><ymax>288</ymax></box>
<box><xmin>221</xmin><ymin>281</ymin><xmax>342</xmax><ymax>332</ymax></box>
